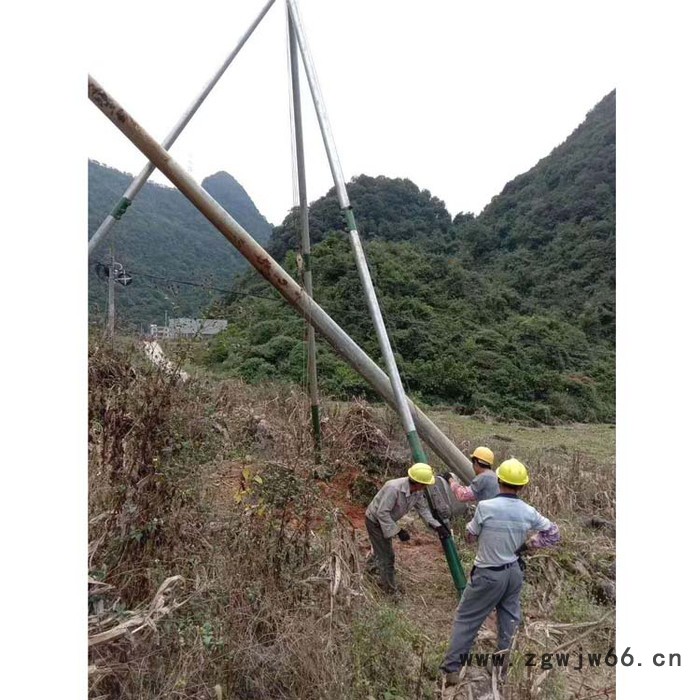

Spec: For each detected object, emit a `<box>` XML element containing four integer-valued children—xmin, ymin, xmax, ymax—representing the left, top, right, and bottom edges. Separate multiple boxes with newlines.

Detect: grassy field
<box><xmin>430</xmin><ymin>411</ymin><xmax>615</xmax><ymax>464</ymax></box>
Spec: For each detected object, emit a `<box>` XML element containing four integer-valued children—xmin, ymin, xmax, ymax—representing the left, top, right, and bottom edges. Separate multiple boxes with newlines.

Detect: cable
<box><xmin>91</xmin><ymin>260</ymin><xmax>281</xmax><ymax>300</ymax></box>
<box><xmin>89</xmin><ymin>259</ymin><xmax>477</xmax><ymax>336</ymax></box>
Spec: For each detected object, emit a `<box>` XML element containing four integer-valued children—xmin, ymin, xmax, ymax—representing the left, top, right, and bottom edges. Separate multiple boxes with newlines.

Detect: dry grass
<box><xmin>88</xmin><ymin>340</ymin><xmax>615</xmax><ymax>699</ymax></box>
<box><xmin>88</xmin><ymin>343</ymin><xmax>422</xmax><ymax>699</ymax></box>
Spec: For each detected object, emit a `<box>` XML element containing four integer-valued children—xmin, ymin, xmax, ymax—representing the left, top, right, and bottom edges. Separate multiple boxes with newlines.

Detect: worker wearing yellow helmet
<box><xmin>441</xmin><ymin>446</ymin><xmax>499</xmax><ymax>503</ymax></box>
<box><xmin>440</xmin><ymin>458</ymin><xmax>561</xmax><ymax>686</ymax></box>
<box><xmin>365</xmin><ymin>463</ymin><xmax>451</xmax><ymax>594</ymax></box>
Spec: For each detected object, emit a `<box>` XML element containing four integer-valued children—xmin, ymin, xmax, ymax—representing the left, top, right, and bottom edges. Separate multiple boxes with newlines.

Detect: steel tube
<box><xmin>346</xmin><ymin>221</ymin><xmax>422</xmax><ymax>448</ymax></box>
<box><xmin>286</xmin><ymin>0</ymin><xmax>422</xmax><ymax>448</ymax></box>
<box><xmin>88</xmin><ymin>75</ymin><xmax>475</xmax><ymax>484</ymax></box>
<box><xmin>288</xmin><ymin>7</ymin><xmax>321</xmax><ymax>457</ymax></box>
<box><xmin>285</xmin><ymin>0</ymin><xmax>349</xmax><ymax>208</ymax></box>
<box><xmin>88</xmin><ymin>0</ymin><xmax>278</xmax><ymax>256</ymax></box>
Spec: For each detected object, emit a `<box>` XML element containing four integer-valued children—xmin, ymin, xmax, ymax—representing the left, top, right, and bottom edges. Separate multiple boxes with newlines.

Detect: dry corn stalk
<box><xmin>88</xmin><ymin>575</ymin><xmax>185</xmax><ymax>647</ymax></box>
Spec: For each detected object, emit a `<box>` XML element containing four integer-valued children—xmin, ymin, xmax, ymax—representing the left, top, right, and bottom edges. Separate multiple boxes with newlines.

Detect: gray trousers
<box><xmin>441</xmin><ymin>563</ymin><xmax>523</xmax><ymax>673</ymax></box>
<box><xmin>365</xmin><ymin>516</ymin><xmax>396</xmax><ymax>590</ymax></box>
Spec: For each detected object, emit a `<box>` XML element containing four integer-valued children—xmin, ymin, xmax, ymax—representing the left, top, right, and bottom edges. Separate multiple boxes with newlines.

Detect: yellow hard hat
<box><xmin>496</xmin><ymin>458</ymin><xmax>529</xmax><ymax>486</ymax></box>
<box><xmin>407</xmin><ymin>463</ymin><xmax>435</xmax><ymax>485</ymax></box>
<box><xmin>470</xmin><ymin>446</ymin><xmax>494</xmax><ymax>466</ymax></box>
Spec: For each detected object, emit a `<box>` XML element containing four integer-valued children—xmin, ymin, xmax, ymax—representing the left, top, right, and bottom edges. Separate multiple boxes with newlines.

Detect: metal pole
<box><xmin>288</xmin><ymin>7</ymin><xmax>321</xmax><ymax>461</ymax></box>
<box><xmin>88</xmin><ymin>76</ymin><xmax>475</xmax><ymax>488</ymax></box>
<box><xmin>285</xmin><ymin>0</ymin><xmax>348</xmax><ymax>207</ymax></box>
<box><xmin>287</xmin><ymin>0</ymin><xmax>467</xmax><ymax>592</ymax></box>
<box><xmin>88</xmin><ymin>0</ymin><xmax>278</xmax><ymax>256</ymax></box>
<box><xmin>106</xmin><ymin>247</ymin><xmax>115</xmax><ymax>340</ymax></box>
<box><xmin>285</xmin><ymin>0</ymin><xmax>421</xmax><ymax>455</ymax></box>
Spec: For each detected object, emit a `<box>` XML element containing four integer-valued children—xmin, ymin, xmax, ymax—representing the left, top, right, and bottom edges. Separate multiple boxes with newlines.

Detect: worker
<box><xmin>440</xmin><ymin>458</ymin><xmax>561</xmax><ymax>686</ymax></box>
<box><xmin>441</xmin><ymin>446</ymin><xmax>499</xmax><ymax>503</ymax></box>
<box><xmin>365</xmin><ymin>463</ymin><xmax>451</xmax><ymax>594</ymax></box>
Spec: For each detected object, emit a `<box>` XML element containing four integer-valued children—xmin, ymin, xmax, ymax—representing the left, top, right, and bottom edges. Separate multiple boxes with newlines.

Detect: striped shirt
<box><xmin>467</xmin><ymin>494</ymin><xmax>559</xmax><ymax>567</ymax></box>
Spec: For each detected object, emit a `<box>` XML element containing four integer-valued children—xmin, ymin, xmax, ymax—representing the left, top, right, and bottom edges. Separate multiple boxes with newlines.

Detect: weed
<box><xmin>351</xmin><ymin>603</ymin><xmax>434</xmax><ymax>699</ymax></box>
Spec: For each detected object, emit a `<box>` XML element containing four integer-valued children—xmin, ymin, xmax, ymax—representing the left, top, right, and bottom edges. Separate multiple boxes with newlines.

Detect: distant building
<box><xmin>148</xmin><ymin>324</ymin><xmax>171</xmax><ymax>340</ymax></box>
<box><xmin>198</xmin><ymin>319</ymin><xmax>228</xmax><ymax>337</ymax></box>
<box><xmin>163</xmin><ymin>318</ymin><xmax>228</xmax><ymax>339</ymax></box>
<box><xmin>167</xmin><ymin>318</ymin><xmax>199</xmax><ymax>338</ymax></box>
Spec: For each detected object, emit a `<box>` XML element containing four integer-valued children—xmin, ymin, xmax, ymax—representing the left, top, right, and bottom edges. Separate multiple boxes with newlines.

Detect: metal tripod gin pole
<box><xmin>286</xmin><ymin>0</ymin><xmax>467</xmax><ymax>594</ymax></box>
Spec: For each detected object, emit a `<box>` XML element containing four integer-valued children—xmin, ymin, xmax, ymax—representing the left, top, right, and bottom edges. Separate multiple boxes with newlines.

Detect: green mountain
<box><xmin>452</xmin><ymin>90</ymin><xmax>615</xmax><ymax>341</ymax></box>
<box><xmin>88</xmin><ymin>162</ymin><xmax>272</xmax><ymax>330</ymax></box>
<box><xmin>267</xmin><ymin>175</ymin><xmax>453</xmax><ymax>259</ymax></box>
<box><xmin>202</xmin><ymin>91</ymin><xmax>615</xmax><ymax>424</ymax></box>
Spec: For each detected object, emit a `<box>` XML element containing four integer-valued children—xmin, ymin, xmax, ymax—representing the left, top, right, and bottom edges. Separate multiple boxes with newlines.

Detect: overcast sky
<box><xmin>87</xmin><ymin>0</ymin><xmax>618</xmax><ymax>226</ymax></box>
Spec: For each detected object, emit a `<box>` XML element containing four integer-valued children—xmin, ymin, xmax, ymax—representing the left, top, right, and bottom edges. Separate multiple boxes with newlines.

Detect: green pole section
<box><xmin>343</xmin><ymin>208</ymin><xmax>467</xmax><ymax>596</ymax></box>
<box><xmin>344</xmin><ymin>208</ymin><xmax>358</xmax><ymax>233</ymax></box>
<box><xmin>440</xmin><ymin>538</ymin><xmax>468</xmax><ymax>594</ymax></box>
<box><xmin>409</xmin><ymin>432</ymin><xmax>467</xmax><ymax>595</ymax></box>
<box><xmin>407</xmin><ymin>429</ymin><xmax>427</xmax><ymax>463</ymax></box>
<box><xmin>110</xmin><ymin>196</ymin><xmax>132</xmax><ymax>220</ymax></box>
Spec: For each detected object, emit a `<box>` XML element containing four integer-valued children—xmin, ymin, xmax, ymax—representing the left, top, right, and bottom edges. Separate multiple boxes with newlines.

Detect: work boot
<box><xmin>443</xmin><ymin>671</ymin><xmax>461</xmax><ymax>687</ymax></box>
<box><xmin>379</xmin><ymin>568</ymin><xmax>399</xmax><ymax>593</ymax></box>
<box><xmin>378</xmin><ymin>579</ymin><xmax>400</xmax><ymax>596</ymax></box>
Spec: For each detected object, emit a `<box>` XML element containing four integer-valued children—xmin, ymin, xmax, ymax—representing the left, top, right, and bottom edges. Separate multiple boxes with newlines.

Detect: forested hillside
<box><xmin>452</xmin><ymin>90</ymin><xmax>615</xmax><ymax>341</ymax></box>
<box><xmin>267</xmin><ymin>175</ymin><xmax>453</xmax><ymax>259</ymax></box>
<box><xmin>88</xmin><ymin>163</ymin><xmax>272</xmax><ymax>329</ymax></box>
<box><xmin>202</xmin><ymin>91</ymin><xmax>616</xmax><ymax>423</ymax></box>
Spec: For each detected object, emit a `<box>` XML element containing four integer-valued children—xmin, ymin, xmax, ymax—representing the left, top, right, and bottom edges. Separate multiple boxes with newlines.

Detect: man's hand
<box><xmin>516</xmin><ymin>542</ymin><xmax>528</xmax><ymax>572</ymax></box>
<box><xmin>435</xmin><ymin>525</ymin><xmax>451</xmax><ymax>540</ymax></box>
<box><xmin>397</xmin><ymin>529</ymin><xmax>411</xmax><ymax>542</ymax></box>
<box><xmin>440</xmin><ymin>471</ymin><xmax>453</xmax><ymax>482</ymax></box>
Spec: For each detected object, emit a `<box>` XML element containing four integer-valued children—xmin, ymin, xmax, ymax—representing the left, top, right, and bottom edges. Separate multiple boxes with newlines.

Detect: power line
<box><xmin>89</xmin><ymin>259</ymin><xmax>478</xmax><ymax>334</ymax></box>
<box><xmin>90</xmin><ymin>259</ymin><xmax>281</xmax><ymax>301</ymax></box>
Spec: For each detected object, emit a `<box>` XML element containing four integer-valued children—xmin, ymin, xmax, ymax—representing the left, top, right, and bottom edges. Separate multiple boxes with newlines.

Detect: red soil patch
<box><xmin>318</xmin><ymin>465</ymin><xmax>368</xmax><ymax>528</ymax></box>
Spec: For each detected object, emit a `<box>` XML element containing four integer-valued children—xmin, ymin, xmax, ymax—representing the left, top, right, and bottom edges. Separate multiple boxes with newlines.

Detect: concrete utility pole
<box><xmin>88</xmin><ymin>76</ymin><xmax>476</xmax><ymax>489</ymax></box>
<box><xmin>288</xmin><ymin>6</ymin><xmax>322</xmax><ymax>461</ymax></box>
<box><xmin>88</xmin><ymin>0</ymin><xmax>278</xmax><ymax>256</ymax></box>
